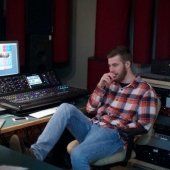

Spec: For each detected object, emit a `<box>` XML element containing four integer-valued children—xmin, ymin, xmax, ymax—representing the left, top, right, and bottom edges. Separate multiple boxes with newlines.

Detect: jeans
<box><xmin>31</xmin><ymin>103</ymin><xmax>124</xmax><ymax>170</ymax></box>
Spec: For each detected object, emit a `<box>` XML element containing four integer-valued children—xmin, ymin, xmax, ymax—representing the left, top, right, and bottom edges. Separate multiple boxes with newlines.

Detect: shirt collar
<box><xmin>127</xmin><ymin>76</ymin><xmax>142</xmax><ymax>88</ymax></box>
<box><xmin>110</xmin><ymin>76</ymin><xmax>142</xmax><ymax>89</ymax></box>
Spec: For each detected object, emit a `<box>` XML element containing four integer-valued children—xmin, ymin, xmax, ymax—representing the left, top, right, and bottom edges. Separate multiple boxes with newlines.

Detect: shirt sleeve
<box><xmin>127</xmin><ymin>89</ymin><xmax>158</xmax><ymax>130</ymax></box>
<box><xmin>86</xmin><ymin>85</ymin><xmax>106</xmax><ymax>114</ymax></box>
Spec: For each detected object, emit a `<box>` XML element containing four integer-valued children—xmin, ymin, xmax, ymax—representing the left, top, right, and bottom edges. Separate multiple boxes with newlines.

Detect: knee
<box><xmin>59</xmin><ymin>103</ymin><xmax>75</xmax><ymax>111</ymax></box>
<box><xmin>57</xmin><ymin>103</ymin><xmax>76</xmax><ymax>117</ymax></box>
<box><xmin>58</xmin><ymin>103</ymin><xmax>72</xmax><ymax>113</ymax></box>
<box><xmin>59</xmin><ymin>103</ymin><xmax>71</xmax><ymax>109</ymax></box>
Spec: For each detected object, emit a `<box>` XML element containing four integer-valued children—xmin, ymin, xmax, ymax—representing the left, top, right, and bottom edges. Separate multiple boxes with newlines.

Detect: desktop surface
<box><xmin>0</xmin><ymin>96</ymin><xmax>88</xmax><ymax>134</ymax></box>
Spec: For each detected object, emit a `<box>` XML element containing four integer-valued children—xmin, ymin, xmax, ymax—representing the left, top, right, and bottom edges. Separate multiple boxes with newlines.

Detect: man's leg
<box><xmin>70</xmin><ymin>124</ymin><xmax>124</xmax><ymax>170</ymax></box>
<box><xmin>31</xmin><ymin>103</ymin><xmax>92</xmax><ymax>161</ymax></box>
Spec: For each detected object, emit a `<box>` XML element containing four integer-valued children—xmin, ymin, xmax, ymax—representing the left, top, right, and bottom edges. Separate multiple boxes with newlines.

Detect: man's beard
<box><xmin>115</xmin><ymin>67</ymin><xmax>127</xmax><ymax>82</ymax></box>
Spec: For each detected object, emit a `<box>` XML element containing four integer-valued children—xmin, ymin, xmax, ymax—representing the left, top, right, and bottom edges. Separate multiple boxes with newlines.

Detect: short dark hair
<box><xmin>107</xmin><ymin>46</ymin><xmax>132</xmax><ymax>63</ymax></box>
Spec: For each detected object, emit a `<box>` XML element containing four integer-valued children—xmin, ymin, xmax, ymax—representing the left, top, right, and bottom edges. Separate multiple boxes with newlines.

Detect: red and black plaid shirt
<box><xmin>86</xmin><ymin>76</ymin><xmax>158</xmax><ymax>131</ymax></box>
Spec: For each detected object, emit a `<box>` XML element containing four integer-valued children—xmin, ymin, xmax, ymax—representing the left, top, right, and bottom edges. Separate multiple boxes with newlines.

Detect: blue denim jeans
<box><xmin>31</xmin><ymin>103</ymin><xmax>124</xmax><ymax>170</ymax></box>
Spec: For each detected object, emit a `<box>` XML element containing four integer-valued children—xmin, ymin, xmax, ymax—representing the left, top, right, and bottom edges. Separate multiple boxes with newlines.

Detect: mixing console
<box><xmin>0</xmin><ymin>71</ymin><xmax>88</xmax><ymax>112</ymax></box>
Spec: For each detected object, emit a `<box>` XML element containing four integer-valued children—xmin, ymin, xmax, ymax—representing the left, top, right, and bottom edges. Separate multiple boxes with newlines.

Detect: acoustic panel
<box><xmin>156</xmin><ymin>0</ymin><xmax>170</xmax><ymax>60</ymax></box>
<box><xmin>52</xmin><ymin>0</ymin><xmax>70</xmax><ymax>63</ymax></box>
<box><xmin>133</xmin><ymin>0</ymin><xmax>154</xmax><ymax>64</ymax></box>
<box><xmin>5</xmin><ymin>0</ymin><xmax>25</xmax><ymax>66</ymax></box>
<box><xmin>87</xmin><ymin>58</ymin><xmax>108</xmax><ymax>93</ymax></box>
<box><xmin>95</xmin><ymin>0</ymin><xmax>130</xmax><ymax>59</ymax></box>
<box><xmin>0</xmin><ymin>0</ymin><xmax>5</xmax><ymax>40</ymax></box>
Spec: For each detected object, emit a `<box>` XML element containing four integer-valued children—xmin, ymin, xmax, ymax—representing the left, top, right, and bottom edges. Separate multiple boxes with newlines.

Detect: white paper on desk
<box><xmin>0</xmin><ymin>107</ymin><xmax>5</xmax><ymax>111</ymax></box>
<box><xmin>0</xmin><ymin>165</ymin><xmax>28</xmax><ymax>170</ymax></box>
<box><xmin>29</xmin><ymin>107</ymin><xmax>58</xmax><ymax>118</ymax></box>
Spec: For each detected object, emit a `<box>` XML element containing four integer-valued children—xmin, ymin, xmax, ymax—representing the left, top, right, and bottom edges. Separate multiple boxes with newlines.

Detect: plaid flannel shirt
<box><xmin>86</xmin><ymin>76</ymin><xmax>158</xmax><ymax>131</ymax></box>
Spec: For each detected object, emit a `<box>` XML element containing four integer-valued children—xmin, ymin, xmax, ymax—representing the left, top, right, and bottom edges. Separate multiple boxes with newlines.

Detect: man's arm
<box><xmin>86</xmin><ymin>73</ymin><xmax>113</xmax><ymax>114</ymax></box>
<box><xmin>127</xmin><ymin>89</ymin><xmax>158</xmax><ymax>130</ymax></box>
<box><xmin>86</xmin><ymin>86</ymin><xmax>105</xmax><ymax>114</ymax></box>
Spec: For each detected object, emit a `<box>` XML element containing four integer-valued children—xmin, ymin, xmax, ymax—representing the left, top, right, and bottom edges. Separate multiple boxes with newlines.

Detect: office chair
<box><xmin>67</xmin><ymin>98</ymin><xmax>161</xmax><ymax>170</ymax></box>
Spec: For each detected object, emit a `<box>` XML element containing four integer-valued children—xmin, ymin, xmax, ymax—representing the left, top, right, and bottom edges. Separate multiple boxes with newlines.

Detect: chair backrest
<box><xmin>135</xmin><ymin>98</ymin><xmax>161</xmax><ymax>145</ymax></box>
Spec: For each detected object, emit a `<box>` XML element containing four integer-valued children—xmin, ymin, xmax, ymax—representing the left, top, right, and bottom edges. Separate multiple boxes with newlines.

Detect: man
<box><xmin>10</xmin><ymin>46</ymin><xmax>158</xmax><ymax>170</ymax></box>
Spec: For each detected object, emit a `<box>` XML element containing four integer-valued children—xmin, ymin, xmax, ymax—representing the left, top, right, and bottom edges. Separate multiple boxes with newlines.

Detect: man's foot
<box><xmin>9</xmin><ymin>134</ymin><xmax>23</xmax><ymax>153</ymax></box>
<box><xmin>9</xmin><ymin>134</ymin><xmax>36</xmax><ymax>158</ymax></box>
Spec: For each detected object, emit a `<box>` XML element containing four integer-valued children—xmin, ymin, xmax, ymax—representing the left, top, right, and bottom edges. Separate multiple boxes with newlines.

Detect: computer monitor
<box><xmin>0</xmin><ymin>41</ymin><xmax>19</xmax><ymax>76</ymax></box>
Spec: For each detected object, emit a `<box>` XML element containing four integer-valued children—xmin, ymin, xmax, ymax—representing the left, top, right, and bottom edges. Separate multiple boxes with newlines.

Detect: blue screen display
<box><xmin>0</xmin><ymin>41</ymin><xmax>19</xmax><ymax>76</ymax></box>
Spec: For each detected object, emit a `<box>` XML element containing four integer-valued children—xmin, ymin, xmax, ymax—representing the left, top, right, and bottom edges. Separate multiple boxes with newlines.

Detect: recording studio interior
<box><xmin>0</xmin><ymin>0</ymin><xmax>170</xmax><ymax>170</ymax></box>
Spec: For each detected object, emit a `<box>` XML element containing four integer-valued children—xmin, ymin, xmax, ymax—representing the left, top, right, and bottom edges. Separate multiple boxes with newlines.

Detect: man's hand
<box><xmin>98</xmin><ymin>73</ymin><xmax>116</xmax><ymax>88</ymax></box>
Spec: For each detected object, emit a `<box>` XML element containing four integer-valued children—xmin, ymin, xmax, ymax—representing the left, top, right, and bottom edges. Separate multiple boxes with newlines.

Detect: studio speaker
<box><xmin>26</xmin><ymin>35</ymin><xmax>52</xmax><ymax>73</ymax></box>
<box><xmin>25</xmin><ymin>0</ymin><xmax>53</xmax><ymax>73</ymax></box>
<box><xmin>25</xmin><ymin>0</ymin><xmax>53</xmax><ymax>34</ymax></box>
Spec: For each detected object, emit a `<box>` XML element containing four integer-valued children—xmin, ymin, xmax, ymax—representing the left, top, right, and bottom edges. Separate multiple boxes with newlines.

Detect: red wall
<box><xmin>133</xmin><ymin>0</ymin><xmax>153</xmax><ymax>64</ymax></box>
<box><xmin>52</xmin><ymin>0</ymin><xmax>70</xmax><ymax>63</ymax></box>
<box><xmin>5</xmin><ymin>0</ymin><xmax>70</xmax><ymax>67</ymax></box>
<box><xmin>95</xmin><ymin>0</ymin><xmax>130</xmax><ymax>59</ymax></box>
<box><xmin>156</xmin><ymin>0</ymin><xmax>170</xmax><ymax>60</ymax></box>
<box><xmin>88</xmin><ymin>0</ymin><xmax>131</xmax><ymax>93</ymax></box>
<box><xmin>6</xmin><ymin>0</ymin><xmax>25</xmax><ymax>66</ymax></box>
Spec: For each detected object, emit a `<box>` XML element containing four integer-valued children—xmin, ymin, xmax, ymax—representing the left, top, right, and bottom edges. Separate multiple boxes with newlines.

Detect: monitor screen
<box><xmin>0</xmin><ymin>41</ymin><xmax>19</xmax><ymax>76</ymax></box>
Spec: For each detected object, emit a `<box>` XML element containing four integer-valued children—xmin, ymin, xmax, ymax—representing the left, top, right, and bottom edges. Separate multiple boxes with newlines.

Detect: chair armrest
<box><xmin>118</xmin><ymin>127</ymin><xmax>148</xmax><ymax>139</ymax></box>
<box><xmin>118</xmin><ymin>127</ymin><xmax>148</xmax><ymax>164</ymax></box>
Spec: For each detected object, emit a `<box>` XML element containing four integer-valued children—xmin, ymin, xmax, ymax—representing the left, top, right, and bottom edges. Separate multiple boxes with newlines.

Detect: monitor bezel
<box><xmin>0</xmin><ymin>40</ymin><xmax>20</xmax><ymax>77</ymax></box>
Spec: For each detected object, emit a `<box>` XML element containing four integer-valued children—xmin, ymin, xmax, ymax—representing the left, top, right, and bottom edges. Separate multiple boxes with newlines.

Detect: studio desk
<box><xmin>0</xmin><ymin>96</ymin><xmax>88</xmax><ymax>135</ymax></box>
<box><xmin>0</xmin><ymin>96</ymin><xmax>88</xmax><ymax>170</ymax></box>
